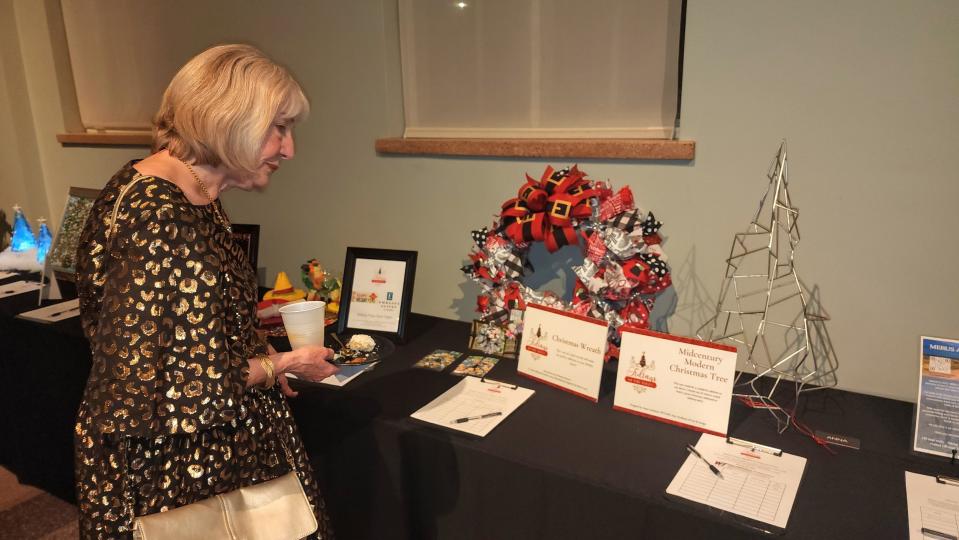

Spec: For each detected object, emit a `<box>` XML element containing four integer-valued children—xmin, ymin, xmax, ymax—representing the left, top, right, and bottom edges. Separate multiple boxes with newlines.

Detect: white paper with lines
<box><xmin>905</xmin><ymin>471</ymin><xmax>959</xmax><ymax>540</ymax></box>
<box><xmin>0</xmin><ymin>280</ymin><xmax>43</xmax><ymax>299</ymax></box>
<box><xmin>411</xmin><ymin>376</ymin><xmax>534</xmax><ymax>437</ymax></box>
<box><xmin>17</xmin><ymin>298</ymin><xmax>81</xmax><ymax>323</ymax></box>
<box><xmin>666</xmin><ymin>434</ymin><xmax>806</xmax><ymax>529</ymax></box>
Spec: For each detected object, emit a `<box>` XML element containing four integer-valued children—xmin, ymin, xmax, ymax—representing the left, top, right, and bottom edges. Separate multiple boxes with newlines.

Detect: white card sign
<box><xmin>517</xmin><ymin>303</ymin><xmax>609</xmax><ymax>402</ymax></box>
<box><xmin>614</xmin><ymin>327</ymin><xmax>737</xmax><ymax>436</ymax></box>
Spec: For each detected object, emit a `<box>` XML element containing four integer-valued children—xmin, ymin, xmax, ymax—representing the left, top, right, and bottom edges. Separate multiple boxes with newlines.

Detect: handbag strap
<box><xmin>103</xmin><ymin>173</ymin><xmax>146</xmax><ymax>531</ymax></box>
<box><xmin>121</xmin><ymin>437</ymin><xmax>138</xmax><ymax>533</ymax></box>
<box><xmin>105</xmin><ymin>174</ymin><xmax>145</xmax><ymax>251</ymax></box>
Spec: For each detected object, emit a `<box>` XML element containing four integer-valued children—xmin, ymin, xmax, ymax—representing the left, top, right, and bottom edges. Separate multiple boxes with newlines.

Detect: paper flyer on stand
<box><xmin>346</xmin><ymin>258</ymin><xmax>406</xmax><ymax>332</ymax></box>
<box><xmin>614</xmin><ymin>327</ymin><xmax>737</xmax><ymax>436</ymax></box>
<box><xmin>516</xmin><ymin>303</ymin><xmax>609</xmax><ymax>402</ymax></box>
<box><xmin>913</xmin><ymin>336</ymin><xmax>959</xmax><ymax>457</ymax></box>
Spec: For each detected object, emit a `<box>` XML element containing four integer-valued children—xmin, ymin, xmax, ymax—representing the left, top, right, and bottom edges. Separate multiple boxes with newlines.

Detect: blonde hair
<box><xmin>153</xmin><ymin>44</ymin><xmax>309</xmax><ymax>173</ymax></box>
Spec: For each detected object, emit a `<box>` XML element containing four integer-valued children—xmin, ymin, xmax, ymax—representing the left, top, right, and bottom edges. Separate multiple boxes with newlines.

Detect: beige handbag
<box><xmin>131</xmin><ymin>470</ymin><xmax>317</xmax><ymax>540</ymax></box>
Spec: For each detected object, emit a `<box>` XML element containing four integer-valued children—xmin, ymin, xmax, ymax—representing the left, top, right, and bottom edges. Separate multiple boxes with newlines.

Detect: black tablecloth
<box><xmin>0</xmin><ymin>271</ymin><xmax>945</xmax><ymax>539</ymax></box>
<box><xmin>0</xmin><ymin>275</ymin><xmax>86</xmax><ymax>501</ymax></box>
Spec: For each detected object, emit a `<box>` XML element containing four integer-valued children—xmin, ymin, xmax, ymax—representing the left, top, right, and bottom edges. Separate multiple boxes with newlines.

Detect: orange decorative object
<box><xmin>263</xmin><ymin>271</ymin><xmax>307</xmax><ymax>302</ymax></box>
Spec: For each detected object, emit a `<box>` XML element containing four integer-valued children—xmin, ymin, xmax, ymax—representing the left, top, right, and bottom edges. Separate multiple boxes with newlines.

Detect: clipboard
<box><xmin>664</xmin><ymin>436</ymin><xmax>788</xmax><ymax>535</ymax></box>
<box><xmin>479</xmin><ymin>375</ymin><xmax>518</xmax><ymax>390</ymax></box>
<box><xmin>926</xmin><ymin>479</ymin><xmax>959</xmax><ymax>540</ymax></box>
<box><xmin>665</xmin><ymin>434</ymin><xmax>806</xmax><ymax>534</ymax></box>
<box><xmin>0</xmin><ymin>280</ymin><xmax>43</xmax><ymax>299</ymax></box>
<box><xmin>661</xmin><ymin>491</ymin><xmax>788</xmax><ymax>536</ymax></box>
<box><xmin>16</xmin><ymin>298</ymin><xmax>80</xmax><ymax>324</ymax></box>
<box><xmin>410</xmin><ymin>376</ymin><xmax>534</xmax><ymax>438</ymax></box>
<box><xmin>936</xmin><ymin>475</ymin><xmax>959</xmax><ymax>487</ymax></box>
<box><xmin>906</xmin><ymin>471</ymin><xmax>959</xmax><ymax>540</ymax></box>
<box><xmin>726</xmin><ymin>436</ymin><xmax>783</xmax><ymax>457</ymax></box>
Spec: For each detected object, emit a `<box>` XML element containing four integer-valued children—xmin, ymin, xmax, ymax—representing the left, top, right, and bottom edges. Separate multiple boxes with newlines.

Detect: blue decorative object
<box><xmin>36</xmin><ymin>218</ymin><xmax>52</xmax><ymax>263</ymax></box>
<box><xmin>10</xmin><ymin>204</ymin><xmax>37</xmax><ymax>252</ymax></box>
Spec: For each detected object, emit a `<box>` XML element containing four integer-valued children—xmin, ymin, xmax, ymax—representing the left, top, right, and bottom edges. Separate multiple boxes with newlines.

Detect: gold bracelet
<box><xmin>256</xmin><ymin>353</ymin><xmax>275</xmax><ymax>389</ymax></box>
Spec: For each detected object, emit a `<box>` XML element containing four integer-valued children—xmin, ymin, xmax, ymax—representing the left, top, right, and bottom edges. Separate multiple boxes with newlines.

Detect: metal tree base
<box><xmin>697</xmin><ymin>141</ymin><xmax>839</xmax><ymax>433</ymax></box>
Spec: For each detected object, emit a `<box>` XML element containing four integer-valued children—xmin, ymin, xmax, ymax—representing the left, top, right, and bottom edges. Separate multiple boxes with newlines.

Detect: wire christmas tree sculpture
<box><xmin>697</xmin><ymin>141</ymin><xmax>839</xmax><ymax>433</ymax></box>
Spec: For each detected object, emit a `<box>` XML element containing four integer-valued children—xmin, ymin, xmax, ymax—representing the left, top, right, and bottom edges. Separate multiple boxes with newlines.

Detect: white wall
<box><xmin>0</xmin><ymin>0</ymin><xmax>50</xmax><ymax>224</ymax></box>
<box><xmin>2</xmin><ymin>0</ymin><xmax>956</xmax><ymax>402</ymax></box>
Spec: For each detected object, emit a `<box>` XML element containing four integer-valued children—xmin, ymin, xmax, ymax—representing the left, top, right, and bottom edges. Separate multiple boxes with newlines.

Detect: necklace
<box><xmin>177</xmin><ymin>157</ymin><xmax>232</xmax><ymax>232</ymax></box>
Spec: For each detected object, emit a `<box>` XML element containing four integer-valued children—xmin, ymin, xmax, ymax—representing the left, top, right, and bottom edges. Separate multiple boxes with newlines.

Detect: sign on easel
<box><xmin>613</xmin><ymin>327</ymin><xmax>736</xmax><ymax>436</ymax></box>
<box><xmin>38</xmin><ymin>257</ymin><xmax>62</xmax><ymax>306</ymax></box>
<box><xmin>914</xmin><ymin>336</ymin><xmax>959</xmax><ymax>457</ymax></box>
<box><xmin>517</xmin><ymin>304</ymin><xmax>609</xmax><ymax>402</ymax></box>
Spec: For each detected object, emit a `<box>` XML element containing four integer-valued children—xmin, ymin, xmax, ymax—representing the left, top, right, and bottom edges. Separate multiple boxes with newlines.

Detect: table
<box><xmin>0</xmin><ymin>272</ymin><xmax>945</xmax><ymax>539</ymax></box>
<box><xmin>0</xmin><ymin>276</ymin><xmax>87</xmax><ymax>502</ymax></box>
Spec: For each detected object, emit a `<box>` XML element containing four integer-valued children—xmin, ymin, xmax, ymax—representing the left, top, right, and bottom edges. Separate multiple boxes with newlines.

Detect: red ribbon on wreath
<box><xmin>502</xmin><ymin>282</ymin><xmax>526</xmax><ymax>310</ymax></box>
<box><xmin>598</xmin><ymin>187</ymin><xmax>635</xmax><ymax>222</ymax></box>
<box><xmin>463</xmin><ymin>251</ymin><xmax>504</xmax><ymax>283</ymax></box>
<box><xmin>499</xmin><ymin>166</ymin><xmax>598</xmax><ymax>252</ymax></box>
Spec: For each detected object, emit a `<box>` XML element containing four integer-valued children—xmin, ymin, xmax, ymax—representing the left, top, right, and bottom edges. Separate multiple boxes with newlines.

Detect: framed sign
<box><xmin>230</xmin><ymin>224</ymin><xmax>260</xmax><ymax>272</ymax></box>
<box><xmin>338</xmin><ymin>247</ymin><xmax>417</xmax><ymax>342</ymax></box>
<box><xmin>913</xmin><ymin>336</ymin><xmax>959</xmax><ymax>457</ymax></box>
<box><xmin>49</xmin><ymin>187</ymin><xmax>100</xmax><ymax>281</ymax></box>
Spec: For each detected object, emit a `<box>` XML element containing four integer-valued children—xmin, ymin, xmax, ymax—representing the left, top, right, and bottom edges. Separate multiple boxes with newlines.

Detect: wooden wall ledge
<box><xmin>375</xmin><ymin>137</ymin><xmax>694</xmax><ymax>160</ymax></box>
<box><xmin>57</xmin><ymin>132</ymin><xmax>152</xmax><ymax>146</ymax></box>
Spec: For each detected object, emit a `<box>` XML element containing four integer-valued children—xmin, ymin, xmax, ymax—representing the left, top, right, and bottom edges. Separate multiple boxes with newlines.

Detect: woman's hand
<box><xmin>265</xmin><ymin>344</ymin><xmax>301</xmax><ymax>398</ymax></box>
<box><xmin>277</xmin><ymin>374</ymin><xmax>298</xmax><ymax>398</ymax></box>
<box><xmin>276</xmin><ymin>345</ymin><xmax>340</xmax><ymax>385</ymax></box>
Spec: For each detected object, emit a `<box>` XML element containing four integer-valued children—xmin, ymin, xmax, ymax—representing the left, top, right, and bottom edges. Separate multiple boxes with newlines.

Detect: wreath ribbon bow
<box><xmin>500</xmin><ymin>166</ymin><xmax>598</xmax><ymax>252</ymax></box>
<box><xmin>463</xmin><ymin>165</ymin><xmax>672</xmax><ymax>356</ymax></box>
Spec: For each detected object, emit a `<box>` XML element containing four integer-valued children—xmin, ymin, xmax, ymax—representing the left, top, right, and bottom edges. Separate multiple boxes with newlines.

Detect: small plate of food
<box><xmin>328</xmin><ymin>332</ymin><xmax>395</xmax><ymax>366</ymax></box>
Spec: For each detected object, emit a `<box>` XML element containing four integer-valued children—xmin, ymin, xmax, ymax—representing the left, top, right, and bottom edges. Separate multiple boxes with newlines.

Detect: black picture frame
<box><xmin>230</xmin><ymin>224</ymin><xmax>260</xmax><ymax>272</ymax></box>
<box><xmin>49</xmin><ymin>186</ymin><xmax>101</xmax><ymax>282</ymax></box>
<box><xmin>338</xmin><ymin>247</ymin><xmax>417</xmax><ymax>343</ymax></box>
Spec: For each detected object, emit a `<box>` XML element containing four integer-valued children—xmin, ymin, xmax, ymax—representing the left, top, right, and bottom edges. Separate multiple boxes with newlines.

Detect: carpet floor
<box><xmin>0</xmin><ymin>467</ymin><xmax>77</xmax><ymax>539</ymax></box>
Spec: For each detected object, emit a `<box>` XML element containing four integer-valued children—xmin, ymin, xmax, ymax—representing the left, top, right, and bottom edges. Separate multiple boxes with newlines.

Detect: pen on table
<box><xmin>50</xmin><ymin>306</ymin><xmax>80</xmax><ymax>318</ymax></box>
<box><xmin>922</xmin><ymin>527</ymin><xmax>959</xmax><ymax>540</ymax></box>
<box><xmin>450</xmin><ymin>412</ymin><xmax>502</xmax><ymax>424</ymax></box>
<box><xmin>686</xmin><ymin>444</ymin><xmax>724</xmax><ymax>479</ymax></box>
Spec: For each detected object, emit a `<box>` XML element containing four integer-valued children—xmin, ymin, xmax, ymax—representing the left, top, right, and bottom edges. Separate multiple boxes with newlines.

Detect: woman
<box><xmin>74</xmin><ymin>44</ymin><xmax>338</xmax><ymax>539</ymax></box>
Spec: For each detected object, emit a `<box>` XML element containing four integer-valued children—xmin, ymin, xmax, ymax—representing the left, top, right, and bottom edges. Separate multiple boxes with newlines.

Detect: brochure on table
<box><xmin>318</xmin><ymin>363</ymin><xmax>377</xmax><ymax>387</ymax></box>
<box><xmin>516</xmin><ymin>303</ymin><xmax>609</xmax><ymax>402</ymax></box>
<box><xmin>614</xmin><ymin>327</ymin><xmax>737</xmax><ymax>436</ymax></box>
<box><xmin>285</xmin><ymin>363</ymin><xmax>376</xmax><ymax>387</ymax></box>
<box><xmin>667</xmin><ymin>433</ymin><xmax>806</xmax><ymax>530</ymax></box>
<box><xmin>905</xmin><ymin>471</ymin><xmax>959</xmax><ymax>540</ymax></box>
<box><xmin>913</xmin><ymin>336</ymin><xmax>959</xmax><ymax>457</ymax></box>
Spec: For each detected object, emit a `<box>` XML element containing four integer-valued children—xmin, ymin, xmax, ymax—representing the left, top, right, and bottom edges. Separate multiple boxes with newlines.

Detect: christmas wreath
<box><xmin>461</xmin><ymin>165</ymin><xmax>671</xmax><ymax>360</ymax></box>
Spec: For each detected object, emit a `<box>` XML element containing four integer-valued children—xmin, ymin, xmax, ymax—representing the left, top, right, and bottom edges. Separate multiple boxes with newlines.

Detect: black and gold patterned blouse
<box><xmin>73</xmin><ymin>162</ymin><xmax>333</xmax><ymax>539</ymax></box>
